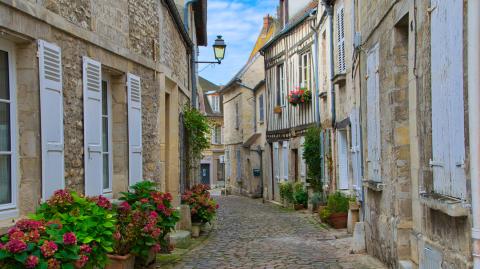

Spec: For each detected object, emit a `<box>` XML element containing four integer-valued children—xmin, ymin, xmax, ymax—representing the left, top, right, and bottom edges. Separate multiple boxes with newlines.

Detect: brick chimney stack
<box><xmin>263</xmin><ymin>15</ymin><xmax>272</xmax><ymax>30</ymax></box>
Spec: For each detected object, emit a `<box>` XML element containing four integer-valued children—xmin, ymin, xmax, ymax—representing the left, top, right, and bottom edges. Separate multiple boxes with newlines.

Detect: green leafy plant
<box><xmin>303</xmin><ymin>127</ymin><xmax>323</xmax><ymax>192</ymax></box>
<box><xmin>293</xmin><ymin>182</ymin><xmax>308</xmax><ymax>207</ymax></box>
<box><xmin>181</xmin><ymin>184</ymin><xmax>218</xmax><ymax>224</ymax></box>
<box><xmin>309</xmin><ymin>192</ymin><xmax>325</xmax><ymax>208</ymax></box>
<box><xmin>279</xmin><ymin>182</ymin><xmax>294</xmax><ymax>203</ymax></box>
<box><xmin>30</xmin><ymin>190</ymin><xmax>116</xmax><ymax>268</ymax></box>
<box><xmin>183</xmin><ymin>105</ymin><xmax>211</xmax><ymax>169</ymax></box>
<box><xmin>326</xmin><ymin>191</ymin><xmax>350</xmax><ymax>214</ymax></box>
<box><xmin>0</xmin><ymin>219</ymin><xmax>95</xmax><ymax>269</ymax></box>
<box><xmin>319</xmin><ymin>208</ymin><xmax>331</xmax><ymax>222</ymax></box>
<box><xmin>119</xmin><ymin>181</ymin><xmax>180</xmax><ymax>255</ymax></box>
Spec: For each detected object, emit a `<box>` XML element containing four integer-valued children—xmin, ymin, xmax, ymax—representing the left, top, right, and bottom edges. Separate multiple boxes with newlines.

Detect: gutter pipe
<box><xmin>326</xmin><ymin>4</ymin><xmax>336</xmax><ymax>128</ymax></box>
<box><xmin>468</xmin><ymin>0</ymin><xmax>480</xmax><ymax>267</ymax></box>
<box><xmin>184</xmin><ymin>0</ymin><xmax>198</xmax><ymax>107</ymax></box>
<box><xmin>309</xmin><ymin>14</ymin><xmax>321</xmax><ymax>127</ymax></box>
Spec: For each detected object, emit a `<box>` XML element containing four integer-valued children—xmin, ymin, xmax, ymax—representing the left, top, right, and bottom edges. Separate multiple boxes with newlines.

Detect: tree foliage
<box><xmin>302</xmin><ymin>127</ymin><xmax>323</xmax><ymax>192</ymax></box>
<box><xmin>183</xmin><ymin>105</ymin><xmax>211</xmax><ymax>169</ymax></box>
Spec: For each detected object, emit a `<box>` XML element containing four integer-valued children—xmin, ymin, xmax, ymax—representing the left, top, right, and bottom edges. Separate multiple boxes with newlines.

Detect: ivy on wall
<box><xmin>183</xmin><ymin>105</ymin><xmax>211</xmax><ymax>170</ymax></box>
<box><xmin>302</xmin><ymin>127</ymin><xmax>323</xmax><ymax>193</ymax></box>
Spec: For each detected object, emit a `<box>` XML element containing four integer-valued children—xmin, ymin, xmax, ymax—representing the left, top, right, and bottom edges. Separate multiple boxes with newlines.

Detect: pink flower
<box><xmin>48</xmin><ymin>189</ymin><xmax>73</xmax><ymax>206</ymax></box>
<box><xmin>151</xmin><ymin>228</ymin><xmax>162</xmax><ymax>239</ymax></box>
<box><xmin>80</xmin><ymin>244</ymin><xmax>92</xmax><ymax>254</ymax></box>
<box><xmin>63</xmin><ymin>232</ymin><xmax>77</xmax><ymax>245</ymax></box>
<box><xmin>16</xmin><ymin>219</ymin><xmax>45</xmax><ymax>231</ymax></box>
<box><xmin>75</xmin><ymin>255</ymin><xmax>89</xmax><ymax>268</ymax></box>
<box><xmin>5</xmin><ymin>239</ymin><xmax>27</xmax><ymax>253</ymax></box>
<box><xmin>216</xmin><ymin>204</ymin><xmax>219</xmax><ymax>209</ymax></box>
<box><xmin>0</xmin><ymin>242</ymin><xmax>4</xmax><ymax>249</ymax></box>
<box><xmin>93</xmin><ymin>195</ymin><xmax>112</xmax><ymax>210</ymax></box>
<box><xmin>113</xmin><ymin>231</ymin><xmax>121</xmax><ymax>240</ymax></box>
<box><xmin>25</xmin><ymin>255</ymin><xmax>39</xmax><ymax>268</ymax></box>
<box><xmin>151</xmin><ymin>243</ymin><xmax>161</xmax><ymax>253</ymax></box>
<box><xmin>9</xmin><ymin>230</ymin><xmax>25</xmax><ymax>241</ymax></box>
<box><xmin>149</xmin><ymin>211</ymin><xmax>158</xmax><ymax>220</ymax></box>
<box><xmin>40</xmin><ymin>241</ymin><xmax>58</xmax><ymax>257</ymax></box>
<box><xmin>119</xmin><ymin>201</ymin><xmax>131</xmax><ymax>211</ymax></box>
<box><xmin>27</xmin><ymin>229</ymin><xmax>41</xmax><ymax>243</ymax></box>
<box><xmin>140</xmin><ymin>198</ymin><xmax>149</xmax><ymax>204</ymax></box>
<box><xmin>47</xmin><ymin>258</ymin><xmax>60</xmax><ymax>269</ymax></box>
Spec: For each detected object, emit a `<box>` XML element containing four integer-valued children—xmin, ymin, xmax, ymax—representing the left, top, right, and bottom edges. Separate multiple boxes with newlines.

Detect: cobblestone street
<box><xmin>172</xmin><ymin>195</ymin><xmax>386</xmax><ymax>269</ymax></box>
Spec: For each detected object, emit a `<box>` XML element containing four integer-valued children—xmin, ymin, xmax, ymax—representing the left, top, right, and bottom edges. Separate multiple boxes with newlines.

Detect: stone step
<box><xmin>169</xmin><ymin>230</ymin><xmax>191</xmax><ymax>247</ymax></box>
<box><xmin>399</xmin><ymin>260</ymin><xmax>418</xmax><ymax>269</ymax></box>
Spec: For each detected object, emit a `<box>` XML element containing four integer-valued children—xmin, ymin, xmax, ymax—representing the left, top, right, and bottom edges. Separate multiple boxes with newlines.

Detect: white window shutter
<box><xmin>337</xmin><ymin>131</ymin><xmax>349</xmax><ymax>190</ymax></box>
<box><xmin>38</xmin><ymin>40</ymin><xmax>65</xmax><ymax>200</ymax></box>
<box><xmin>211</xmin><ymin>128</ymin><xmax>215</xmax><ymax>144</ymax></box>
<box><xmin>128</xmin><ymin>73</ymin><xmax>143</xmax><ymax>186</ymax></box>
<box><xmin>430</xmin><ymin>0</ymin><xmax>466</xmax><ymax>199</ymax></box>
<box><xmin>337</xmin><ymin>6</ymin><xmax>346</xmax><ymax>73</ymax></box>
<box><xmin>282</xmin><ymin>141</ymin><xmax>289</xmax><ymax>181</ymax></box>
<box><xmin>273</xmin><ymin>142</ymin><xmax>280</xmax><ymax>181</ymax></box>
<box><xmin>82</xmin><ymin>57</ymin><xmax>103</xmax><ymax>196</ymax></box>
<box><xmin>221</xmin><ymin>126</ymin><xmax>224</xmax><ymax>144</ymax></box>
<box><xmin>300</xmin><ymin>138</ymin><xmax>306</xmax><ymax>179</ymax></box>
<box><xmin>366</xmin><ymin>44</ymin><xmax>381</xmax><ymax>182</ymax></box>
<box><xmin>350</xmin><ymin>108</ymin><xmax>363</xmax><ymax>199</ymax></box>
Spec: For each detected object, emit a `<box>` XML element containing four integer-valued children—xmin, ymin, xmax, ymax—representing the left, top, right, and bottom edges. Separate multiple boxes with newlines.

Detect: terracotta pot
<box><xmin>106</xmin><ymin>253</ymin><xmax>135</xmax><ymax>269</ymax></box>
<box><xmin>294</xmin><ymin>204</ymin><xmax>304</xmax><ymax>210</ymax></box>
<box><xmin>274</xmin><ymin>106</ymin><xmax>282</xmax><ymax>114</ymax></box>
<box><xmin>191</xmin><ymin>223</ymin><xmax>201</xmax><ymax>238</ymax></box>
<box><xmin>329</xmin><ymin>212</ymin><xmax>348</xmax><ymax>229</ymax></box>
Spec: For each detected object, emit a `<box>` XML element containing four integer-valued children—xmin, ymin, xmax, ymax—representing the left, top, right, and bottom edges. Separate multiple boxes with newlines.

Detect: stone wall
<box><xmin>44</xmin><ymin>0</ymin><xmax>92</xmax><ymax>29</ymax></box>
<box><xmin>128</xmin><ymin>0</ymin><xmax>159</xmax><ymax>60</ymax></box>
<box><xmin>92</xmin><ymin>0</ymin><xmax>129</xmax><ymax>48</ymax></box>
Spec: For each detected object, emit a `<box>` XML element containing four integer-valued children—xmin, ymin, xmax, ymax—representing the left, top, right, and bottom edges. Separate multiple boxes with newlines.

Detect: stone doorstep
<box><xmin>169</xmin><ymin>230</ymin><xmax>191</xmax><ymax>247</ymax></box>
<box><xmin>399</xmin><ymin>260</ymin><xmax>418</xmax><ymax>269</ymax></box>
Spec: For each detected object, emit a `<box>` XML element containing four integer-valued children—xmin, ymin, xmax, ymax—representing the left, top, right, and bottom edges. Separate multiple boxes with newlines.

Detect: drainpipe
<box><xmin>184</xmin><ymin>0</ymin><xmax>198</xmax><ymax>107</ymax></box>
<box><xmin>309</xmin><ymin>14</ymin><xmax>321</xmax><ymax>127</ymax></box>
<box><xmin>326</xmin><ymin>4</ymin><xmax>336</xmax><ymax>128</ymax></box>
<box><xmin>468</xmin><ymin>0</ymin><xmax>480</xmax><ymax>267</ymax></box>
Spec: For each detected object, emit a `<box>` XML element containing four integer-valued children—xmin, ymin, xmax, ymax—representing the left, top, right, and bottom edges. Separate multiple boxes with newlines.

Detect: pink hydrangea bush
<box><xmin>182</xmin><ymin>184</ymin><xmax>219</xmax><ymax>224</ymax></box>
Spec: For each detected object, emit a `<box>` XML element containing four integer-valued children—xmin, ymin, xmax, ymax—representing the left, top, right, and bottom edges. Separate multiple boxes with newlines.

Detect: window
<box><xmin>282</xmin><ymin>141</ymin><xmax>289</xmax><ymax>180</ymax></box>
<box><xmin>337</xmin><ymin>6</ymin><xmax>346</xmax><ymax>73</ymax></box>
<box><xmin>235</xmin><ymin>102</ymin><xmax>240</xmax><ymax>129</ymax></box>
<box><xmin>273</xmin><ymin>142</ymin><xmax>280</xmax><ymax>181</ymax></box>
<box><xmin>276</xmin><ymin>64</ymin><xmax>285</xmax><ymax>106</ymax></box>
<box><xmin>299</xmin><ymin>52</ymin><xmax>311</xmax><ymax>89</ymax></box>
<box><xmin>101</xmin><ymin>79</ymin><xmax>113</xmax><ymax>193</ymax></box>
<box><xmin>236</xmin><ymin>149</ymin><xmax>241</xmax><ymax>181</ymax></box>
<box><xmin>259</xmin><ymin>94</ymin><xmax>264</xmax><ymax>123</ymax></box>
<box><xmin>0</xmin><ymin>40</ymin><xmax>16</xmax><ymax>211</ymax></box>
<box><xmin>212</xmin><ymin>125</ymin><xmax>221</xmax><ymax>144</ymax></box>
<box><xmin>211</xmin><ymin>95</ymin><xmax>220</xmax><ymax>112</ymax></box>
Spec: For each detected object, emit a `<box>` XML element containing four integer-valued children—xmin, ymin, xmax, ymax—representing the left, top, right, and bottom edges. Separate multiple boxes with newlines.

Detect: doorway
<box><xmin>201</xmin><ymin>164</ymin><xmax>210</xmax><ymax>186</ymax></box>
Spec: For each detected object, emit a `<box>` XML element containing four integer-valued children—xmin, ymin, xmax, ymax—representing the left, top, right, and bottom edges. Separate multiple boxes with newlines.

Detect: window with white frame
<box><xmin>282</xmin><ymin>141</ymin><xmax>289</xmax><ymax>181</ymax></box>
<box><xmin>0</xmin><ymin>40</ymin><xmax>16</xmax><ymax>210</ymax></box>
<box><xmin>276</xmin><ymin>64</ymin><xmax>285</xmax><ymax>106</ymax></box>
<box><xmin>259</xmin><ymin>94</ymin><xmax>264</xmax><ymax>123</ymax></box>
<box><xmin>211</xmin><ymin>95</ymin><xmax>220</xmax><ymax>112</ymax></box>
<box><xmin>299</xmin><ymin>52</ymin><xmax>311</xmax><ymax>89</ymax></box>
<box><xmin>101</xmin><ymin>79</ymin><xmax>113</xmax><ymax>193</ymax></box>
<box><xmin>337</xmin><ymin>5</ymin><xmax>346</xmax><ymax>73</ymax></box>
<box><xmin>211</xmin><ymin>125</ymin><xmax>221</xmax><ymax>144</ymax></box>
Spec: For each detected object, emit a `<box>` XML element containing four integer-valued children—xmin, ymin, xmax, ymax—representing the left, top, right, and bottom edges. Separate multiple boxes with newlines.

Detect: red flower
<box><xmin>92</xmin><ymin>195</ymin><xmax>112</xmax><ymax>210</ymax></box>
<box><xmin>9</xmin><ymin>230</ymin><xmax>25</xmax><ymax>241</ymax></box>
<box><xmin>119</xmin><ymin>201</ymin><xmax>131</xmax><ymax>211</ymax></box>
<box><xmin>5</xmin><ymin>239</ymin><xmax>27</xmax><ymax>253</ymax></box>
<box><xmin>47</xmin><ymin>189</ymin><xmax>74</xmax><ymax>206</ymax></box>
<box><xmin>140</xmin><ymin>198</ymin><xmax>149</xmax><ymax>204</ymax></box>
<box><xmin>80</xmin><ymin>244</ymin><xmax>92</xmax><ymax>254</ymax></box>
<box><xmin>216</xmin><ymin>204</ymin><xmax>219</xmax><ymax>209</ymax></box>
<box><xmin>151</xmin><ymin>243</ymin><xmax>161</xmax><ymax>253</ymax></box>
<box><xmin>40</xmin><ymin>241</ymin><xmax>58</xmax><ymax>257</ymax></box>
<box><xmin>16</xmin><ymin>219</ymin><xmax>45</xmax><ymax>231</ymax></box>
<box><xmin>63</xmin><ymin>232</ymin><xmax>77</xmax><ymax>245</ymax></box>
<box><xmin>47</xmin><ymin>258</ymin><xmax>61</xmax><ymax>269</ymax></box>
<box><xmin>75</xmin><ymin>255</ymin><xmax>89</xmax><ymax>268</ymax></box>
<box><xmin>25</xmin><ymin>255</ymin><xmax>39</xmax><ymax>269</ymax></box>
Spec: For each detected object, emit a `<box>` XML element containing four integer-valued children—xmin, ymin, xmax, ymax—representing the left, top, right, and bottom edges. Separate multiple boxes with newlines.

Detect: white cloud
<box><xmin>198</xmin><ymin>0</ymin><xmax>278</xmax><ymax>85</ymax></box>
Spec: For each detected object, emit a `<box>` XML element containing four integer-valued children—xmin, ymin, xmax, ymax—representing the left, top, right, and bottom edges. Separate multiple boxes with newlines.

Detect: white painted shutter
<box><xmin>273</xmin><ymin>142</ymin><xmax>280</xmax><ymax>181</ymax></box>
<box><xmin>337</xmin><ymin>131</ymin><xmax>349</xmax><ymax>189</ymax></box>
<box><xmin>128</xmin><ymin>73</ymin><xmax>143</xmax><ymax>186</ymax></box>
<box><xmin>282</xmin><ymin>141</ymin><xmax>289</xmax><ymax>180</ymax></box>
<box><xmin>337</xmin><ymin>6</ymin><xmax>346</xmax><ymax>73</ymax></box>
<box><xmin>350</xmin><ymin>108</ymin><xmax>363</xmax><ymax>199</ymax></box>
<box><xmin>430</xmin><ymin>0</ymin><xmax>466</xmax><ymax>199</ymax></box>
<box><xmin>366</xmin><ymin>44</ymin><xmax>381</xmax><ymax>182</ymax></box>
<box><xmin>83</xmin><ymin>57</ymin><xmax>103</xmax><ymax>196</ymax></box>
<box><xmin>300</xmin><ymin>137</ymin><xmax>306</xmax><ymax>179</ymax></box>
<box><xmin>38</xmin><ymin>40</ymin><xmax>64</xmax><ymax>199</ymax></box>
<box><xmin>221</xmin><ymin>126</ymin><xmax>224</xmax><ymax>144</ymax></box>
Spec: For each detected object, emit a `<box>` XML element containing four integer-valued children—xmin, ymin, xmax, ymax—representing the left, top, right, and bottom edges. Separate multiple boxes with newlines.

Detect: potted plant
<box><xmin>31</xmin><ymin>190</ymin><xmax>116</xmax><ymax>268</ymax></box>
<box><xmin>181</xmin><ymin>184</ymin><xmax>219</xmax><ymax>238</ymax></box>
<box><xmin>293</xmin><ymin>182</ymin><xmax>308</xmax><ymax>210</ymax></box>
<box><xmin>274</xmin><ymin>106</ymin><xmax>282</xmax><ymax>114</ymax></box>
<box><xmin>279</xmin><ymin>182</ymin><xmax>294</xmax><ymax>208</ymax></box>
<box><xmin>309</xmin><ymin>192</ymin><xmax>324</xmax><ymax>213</ymax></box>
<box><xmin>288</xmin><ymin>87</ymin><xmax>312</xmax><ymax>106</ymax></box>
<box><xmin>324</xmin><ymin>192</ymin><xmax>350</xmax><ymax>229</ymax></box>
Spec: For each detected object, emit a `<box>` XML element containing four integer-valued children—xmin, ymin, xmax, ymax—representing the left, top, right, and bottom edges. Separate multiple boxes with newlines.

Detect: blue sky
<box><xmin>198</xmin><ymin>0</ymin><xmax>278</xmax><ymax>86</ymax></box>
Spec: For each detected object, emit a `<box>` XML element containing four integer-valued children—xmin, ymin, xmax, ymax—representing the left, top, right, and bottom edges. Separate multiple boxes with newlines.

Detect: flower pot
<box><xmin>274</xmin><ymin>106</ymin><xmax>282</xmax><ymax>114</ymax></box>
<box><xmin>191</xmin><ymin>223</ymin><xmax>201</xmax><ymax>238</ymax></box>
<box><xmin>106</xmin><ymin>253</ymin><xmax>135</xmax><ymax>269</ymax></box>
<box><xmin>294</xmin><ymin>204</ymin><xmax>304</xmax><ymax>210</ymax></box>
<box><xmin>328</xmin><ymin>212</ymin><xmax>348</xmax><ymax>229</ymax></box>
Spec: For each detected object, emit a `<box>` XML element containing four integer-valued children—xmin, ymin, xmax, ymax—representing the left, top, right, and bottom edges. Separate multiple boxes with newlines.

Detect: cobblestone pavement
<box><xmin>172</xmin><ymin>195</ymin><xmax>386</xmax><ymax>269</ymax></box>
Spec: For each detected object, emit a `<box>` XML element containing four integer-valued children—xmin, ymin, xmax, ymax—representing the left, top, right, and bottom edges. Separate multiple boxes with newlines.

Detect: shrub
<box><xmin>293</xmin><ymin>182</ymin><xmax>308</xmax><ymax>207</ymax></box>
<box><xmin>303</xmin><ymin>127</ymin><xmax>323</xmax><ymax>193</ymax></box>
<box><xmin>181</xmin><ymin>184</ymin><xmax>218</xmax><ymax>224</ymax></box>
<box><xmin>119</xmin><ymin>181</ymin><xmax>179</xmax><ymax>254</ymax></box>
<box><xmin>29</xmin><ymin>190</ymin><xmax>115</xmax><ymax>268</ymax></box>
<box><xmin>326</xmin><ymin>192</ymin><xmax>350</xmax><ymax>214</ymax></box>
<box><xmin>309</xmin><ymin>192</ymin><xmax>325</xmax><ymax>208</ymax></box>
<box><xmin>319</xmin><ymin>208</ymin><xmax>331</xmax><ymax>222</ymax></box>
<box><xmin>279</xmin><ymin>182</ymin><xmax>294</xmax><ymax>203</ymax></box>
<box><xmin>0</xmin><ymin>219</ymin><xmax>96</xmax><ymax>269</ymax></box>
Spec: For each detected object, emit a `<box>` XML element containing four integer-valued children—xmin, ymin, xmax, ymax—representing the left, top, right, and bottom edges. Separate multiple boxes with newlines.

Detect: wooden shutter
<box><xmin>337</xmin><ymin>130</ymin><xmax>349</xmax><ymax>189</ymax></box>
<box><xmin>366</xmin><ymin>44</ymin><xmax>381</xmax><ymax>182</ymax></box>
<box><xmin>83</xmin><ymin>57</ymin><xmax>103</xmax><ymax>196</ymax></box>
<box><xmin>282</xmin><ymin>141</ymin><xmax>289</xmax><ymax>180</ymax></box>
<box><xmin>337</xmin><ymin>6</ymin><xmax>346</xmax><ymax>73</ymax></box>
<box><xmin>350</xmin><ymin>108</ymin><xmax>363</xmax><ymax>199</ymax></box>
<box><xmin>430</xmin><ymin>0</ymin><xmax>466</xmax><ymax>199</ymax></box>
<box><xmin>273</xmin><ymin>142</ymin><xmax>280</xmax><ymax>181</ymax></box>
<box><xmin>38</xmin><ymin>40</ymin><xmax>64</xmax><ymax>199</ymax></box>
<box><xmin>127</xmin><ymin>73</ymin><xmax>143</xmax><ymax>186</ymax></box>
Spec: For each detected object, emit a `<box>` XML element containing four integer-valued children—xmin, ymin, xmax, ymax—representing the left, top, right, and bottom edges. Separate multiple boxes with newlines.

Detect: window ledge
<box><xmin>0</xmin><ymin>209</ymin><xmax>19</xmax><ymax>234</ymax></box>
<box><xmin>319</xmin><ymin>92</ymin><xmax>328</xmax><ymax>99</ymax></box>
<box><xmin>333</xmin><ymin>73</ymin><xmax>347</xmax><ymax>86</ymax></box>
<box><xmin>363</xmin><ymin>180</ymin><xmax>385</xmax><ymax>192</ymax></box>
<box><xmin>420</xmin><ymin>193</ymin><xmax>469</xmax><ymax>217</ymax></box>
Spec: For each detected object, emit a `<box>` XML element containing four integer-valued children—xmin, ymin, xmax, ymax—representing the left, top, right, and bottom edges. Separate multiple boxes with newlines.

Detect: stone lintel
<box><xmin>419</xmin><ymin>194</ymin><xmax>469</xmax><ymax>217</ymax></box>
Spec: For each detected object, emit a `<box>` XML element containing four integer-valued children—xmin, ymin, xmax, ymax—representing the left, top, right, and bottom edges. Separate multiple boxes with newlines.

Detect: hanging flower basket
<box><xmin>274</xmin><ymin>106</ymin><xmax>283</xmax><ymax>114</ymax></box>
<box><xmin>288</xmin><ymin>87</ymin><xmax>312</xmax><ymax>106</ymax></box>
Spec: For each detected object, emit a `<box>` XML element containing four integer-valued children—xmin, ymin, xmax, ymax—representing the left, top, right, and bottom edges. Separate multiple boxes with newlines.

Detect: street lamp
<box><xmin>196</xmin><ymin>35</ymin><xmax>227</xmax><ymax>64</ymax></box>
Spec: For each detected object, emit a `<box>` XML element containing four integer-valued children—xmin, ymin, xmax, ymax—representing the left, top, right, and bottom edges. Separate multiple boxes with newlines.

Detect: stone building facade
<box><xmin>0</xmin><ymin>0</ymin><xmax>207</xmax><ymax>229</ymax></box>
<box><xmin>199</xmin><ymin>77</ymin><xmax>225</xmax><ymax>188</ymax></box>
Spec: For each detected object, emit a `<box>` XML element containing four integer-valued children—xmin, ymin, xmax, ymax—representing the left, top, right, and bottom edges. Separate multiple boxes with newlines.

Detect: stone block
<box><xmin>394</xmin><ymin>126</ymin><xmax>410</xmax><ymax>146</ymax></box>
<box><xmin>176</xmin><ymin>204</ymin><xmax>192</xmax><ymax>231</ymax></box>
<box><xmin>347</xmin><ymin>208</ymin><xmax>359</xmax><ymax>234</ymax></box>
<box><xmin>168</xmin><ymin>230</ymin><xmax>191</xmax><ymax>247</ymax></box>
<box><xmin>351</xmin><ymin>222</ymin><xmax>366</xmax><ymax>254</ymax></box>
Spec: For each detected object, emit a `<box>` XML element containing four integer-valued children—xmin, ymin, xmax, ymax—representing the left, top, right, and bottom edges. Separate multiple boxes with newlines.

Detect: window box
<box><xmin>420</xmin><ymin>192</ymin><xmax>469</xmax><ymax>217</ymax></box>
<box><xmin>274</xmin><ymin>106</ymin><xmax>282</xmax><ymax>114</ymax></box>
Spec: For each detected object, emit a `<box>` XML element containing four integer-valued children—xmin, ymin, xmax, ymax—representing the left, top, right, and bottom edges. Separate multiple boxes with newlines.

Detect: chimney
<box><xmin>263</xmin><ymin>15</ymin><xmax>271</xmax><ymax>30</ymax></box>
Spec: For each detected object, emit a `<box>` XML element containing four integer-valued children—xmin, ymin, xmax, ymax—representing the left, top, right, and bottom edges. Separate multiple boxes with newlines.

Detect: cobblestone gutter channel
<box><xmin>157</xmin><ymin>196</ymin><xmax>386</xmax><ymax>269</ymax></box>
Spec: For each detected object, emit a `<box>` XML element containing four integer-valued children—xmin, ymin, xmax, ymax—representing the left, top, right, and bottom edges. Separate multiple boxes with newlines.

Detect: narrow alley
<box><xmin>170</xmin><ymin>195</ymin><xmax>386</xmax><ymax>269</ymax></box>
